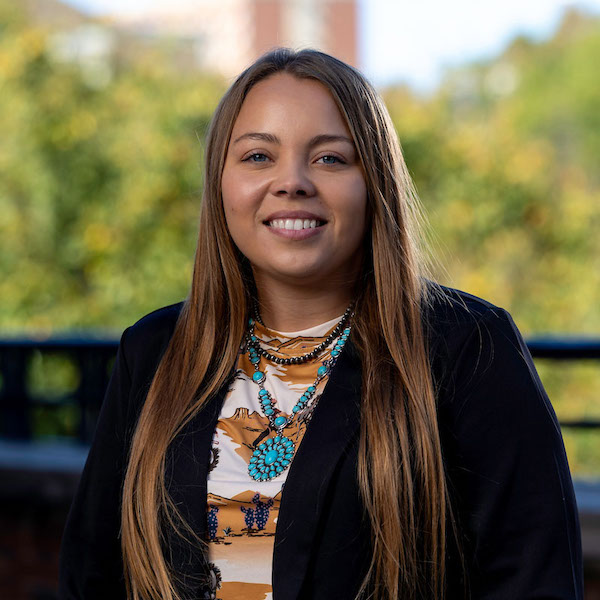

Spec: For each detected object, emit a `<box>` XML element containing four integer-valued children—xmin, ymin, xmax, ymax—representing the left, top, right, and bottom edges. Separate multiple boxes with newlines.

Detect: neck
<box><xmin>253</xmin><ymin>276</ymin><xmax>355</xmax><ymax>332</ymax></box>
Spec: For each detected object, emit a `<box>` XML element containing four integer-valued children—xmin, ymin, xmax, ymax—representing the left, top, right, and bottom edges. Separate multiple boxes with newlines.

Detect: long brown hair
<box><xmin>121</xmin><ymin>47</ymin><xmax>455</xmax><ymax>600</ymax></box>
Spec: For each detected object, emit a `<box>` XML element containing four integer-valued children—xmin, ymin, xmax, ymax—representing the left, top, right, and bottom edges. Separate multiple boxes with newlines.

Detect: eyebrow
<box><xmin>232</xmin><ymin>132</ymin><xmax>354</xmax><ymax>147</ymax></box>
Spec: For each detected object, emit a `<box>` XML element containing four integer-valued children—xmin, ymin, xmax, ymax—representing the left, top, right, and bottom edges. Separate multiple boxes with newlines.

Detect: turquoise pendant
<box><xmin>248</xmin><ymin>435</ymin><xmax>295</xmax><ymax>481</ymax></box>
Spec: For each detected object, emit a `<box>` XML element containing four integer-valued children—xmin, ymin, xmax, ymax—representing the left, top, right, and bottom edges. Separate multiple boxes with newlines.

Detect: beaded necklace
<box><xmin>245</xmin><ymin>310</ymin><xmax>353</xmax><ymax>482</ymax></box>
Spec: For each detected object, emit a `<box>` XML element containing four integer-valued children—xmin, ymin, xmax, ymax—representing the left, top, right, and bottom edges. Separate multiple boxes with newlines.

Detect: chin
<box><xmin>275</xmin><ymin>266</ymin><xmax>326</xmax><ymax>282</ymax></box>
<box><xmin>272</xmin><ymin>262</ymin><xmax>351</xmax><ymax>286</ymax></box>
<box><xmin>252</xmin><ymin>259</ymin><xmax>322</xmax><ymax>281</ymax></box>
<box><xmin>250</xmin><ymin>249</ymin><xmax>363</xmax><ymax>287</ymax></box>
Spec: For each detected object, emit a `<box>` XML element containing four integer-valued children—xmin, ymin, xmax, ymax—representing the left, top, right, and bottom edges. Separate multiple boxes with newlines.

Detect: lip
<box><xmin>263</xmin><ymin>210</ymin><xmax>327</xmax><ymax>223</ymax></box>
<box><xmin>266</xmin><ymin>224</ymin><xmax>325</xmax><ymax>240</ymax></box>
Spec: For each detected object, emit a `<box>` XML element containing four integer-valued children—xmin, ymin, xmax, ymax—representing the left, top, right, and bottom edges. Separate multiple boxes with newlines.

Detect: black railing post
<box><xmin>0</xmin><ymin>348</ymin><xmax>31</xmax><ymax>439</ymax></box>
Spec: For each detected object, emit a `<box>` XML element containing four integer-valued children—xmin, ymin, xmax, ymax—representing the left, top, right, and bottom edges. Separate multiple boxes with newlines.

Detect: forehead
<box><xmin>231</xmin><ymin>73</ymin><xmax>351</xmax><ymax>137</ymax></box>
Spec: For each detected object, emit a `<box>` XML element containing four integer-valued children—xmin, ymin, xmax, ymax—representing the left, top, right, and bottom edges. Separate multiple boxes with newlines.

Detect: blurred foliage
<box><xmin>536</xmin><ymin>360</ymin><xmax>600</xmax><ymax>476</ymax></box>
<box><xmin>26</xmin><ymin>351</ymin><xmax>79</xmax><ymax>398</ymax></box>
<box><xmin>0</xmin><ymin>0</ymin><xmax>225</xmax><ymax>331</ymax></box>
<box><xmin>384</xmin><ymin>9</ymin><xmax>600</xmax><ymax>475</ymax></box>
<box><xmin>386</xmin><ymin>8</ymin><xmax>600</xmax><ymax>335</ymax></box>
<box><xmin>384</xmin><ymin>11</ymin><xmax>600</xmax><ymax>475</ymax></box>
<box><xmin>0</xmin><ymin>2</ymin><xmax>599</xmax><ymax>471</ymax></box>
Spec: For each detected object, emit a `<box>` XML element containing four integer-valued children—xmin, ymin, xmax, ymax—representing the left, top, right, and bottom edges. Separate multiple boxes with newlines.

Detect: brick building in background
<box><xmin>119</xmin><ymin>0</ymin><xmax>359</xmax><ymax>78</ymax></box>
<box><xmin>251</xmin><ymin>0</ymin><xmax>358</xmax><ymax>68</ymax></box>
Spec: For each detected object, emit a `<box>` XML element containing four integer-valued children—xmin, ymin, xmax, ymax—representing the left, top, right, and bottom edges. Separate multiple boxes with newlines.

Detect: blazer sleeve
<box><xmin>439</xmin><ymin>308</ymin><xmax>583</xmax><ymax>599</ymax></box>
<box><xmin>58</xmin><ymin>326</ymin><xmax>133</xmax><ymax>600</ymax></box>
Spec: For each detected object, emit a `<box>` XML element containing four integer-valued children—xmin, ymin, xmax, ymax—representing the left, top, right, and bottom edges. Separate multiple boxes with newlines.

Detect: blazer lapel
<box><xmin>164</xmin><ymin>381</ymin><xmax>229</xmax><ymax>597</ymax></box>
<box><xmin>273</xmin><ymin>340</ymin><xmax>363</xmax><ymax>600</ymax></box>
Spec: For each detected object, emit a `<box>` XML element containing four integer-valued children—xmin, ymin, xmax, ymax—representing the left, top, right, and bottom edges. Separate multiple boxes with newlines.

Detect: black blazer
<box><xmin>58</xmin><ymin>286</ymin><xmax>583</xmax><ymax>599</ymax></box>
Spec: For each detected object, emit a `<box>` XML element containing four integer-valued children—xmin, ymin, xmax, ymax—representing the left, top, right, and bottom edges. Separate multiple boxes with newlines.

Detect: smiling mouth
<box><xmin>265</xmin><ymin>218</ymin><xmax>327</xmax><ymax>230</ymax></box>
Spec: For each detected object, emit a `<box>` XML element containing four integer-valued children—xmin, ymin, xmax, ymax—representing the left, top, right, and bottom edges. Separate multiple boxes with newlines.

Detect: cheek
<box><xmin>222</xmin><ymin>176</ymin><xmax>252</xmax><ymax>235</ymax></box>
<box><xmin>222</xmin><ymin>175</ymin><xmax>266</xmax><ymax>223</ymax></box>
<box><xmin>221</xmin><ymin>174</ymin><xmax>240</xmax><ymax>218</ymax></box>
<box><xmin>340</xmin><ymin>180</ymin><xmax>368</xmax><ymax>238</ymax></box>
<box><xmin>221</xmin><ymin>171</ymin><xmax>266</xmax><ymax>257</ymax></box>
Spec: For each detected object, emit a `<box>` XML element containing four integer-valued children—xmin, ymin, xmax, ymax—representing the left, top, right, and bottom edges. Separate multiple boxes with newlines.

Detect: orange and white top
<box><xmin>206</xmin><ymin>315</ymin><xmax>341</xmax><ymax>600</ymax></box>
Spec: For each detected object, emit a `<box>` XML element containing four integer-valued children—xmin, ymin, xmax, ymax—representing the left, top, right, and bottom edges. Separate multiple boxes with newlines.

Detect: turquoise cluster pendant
<box><xmin>245</xmin><ymin>316</ymin><xmax>352</xmax><ymax>482</ymax></box>
<box><xmin>248</xmin><ymin>435</ymin><xmax>295</xmax><ymax>481</ymax></box>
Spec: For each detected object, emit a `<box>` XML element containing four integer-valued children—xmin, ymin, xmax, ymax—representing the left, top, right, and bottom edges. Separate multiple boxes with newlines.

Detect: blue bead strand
<box><xmin>246</xmin><ymin>312</ymin><xmax>352</xmax><ymax>482</ymax></box>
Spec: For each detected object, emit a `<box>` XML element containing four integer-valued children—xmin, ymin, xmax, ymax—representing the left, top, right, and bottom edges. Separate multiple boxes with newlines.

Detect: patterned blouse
<box><xmin>206</xmin><ymin>315</ymin><xmax>342</xmax><ymax>600</ymax></box>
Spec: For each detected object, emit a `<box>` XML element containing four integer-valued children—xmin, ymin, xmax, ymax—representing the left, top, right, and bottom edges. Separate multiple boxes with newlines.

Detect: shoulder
<box><xmin>120</xmin><ymin>301</ymin><xmax>185</xmax><ymax>379</ymax></box>
<box><xmin>423</xmin><ymin>281</ymin><xmax>516</xmax><ymax>343</ymax></box>
<box><xmin>421</xmin><ymin>282</ymin><xmax>528</xmax><ymax>391</ymax></box>
<box><xmin>126</xmin><ymin>301</ymin><xmax>184</xmax><ymax>344</ymax></box>
<box><xmin>423</xmin><ymin>281</ymin><xmax>509</xmax><ymax>333</ymax></box>
<box><xmin>424</xmin><ymin>283</ymin><xmax>559</xmax><ymax>450</ymax></box>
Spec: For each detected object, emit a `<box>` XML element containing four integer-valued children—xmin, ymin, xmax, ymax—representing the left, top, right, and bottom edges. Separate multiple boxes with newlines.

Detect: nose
<box><xmin>270</xmin><ymin>158</ymin><xmax>316</xmax><ymax>199</ymax></box>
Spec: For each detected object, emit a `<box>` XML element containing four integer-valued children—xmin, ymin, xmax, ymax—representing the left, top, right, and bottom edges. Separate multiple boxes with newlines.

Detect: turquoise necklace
<box><xmin>245</xmin><ymin>312</ymin><xmax>352</xmax><ymax>482</ymax></box>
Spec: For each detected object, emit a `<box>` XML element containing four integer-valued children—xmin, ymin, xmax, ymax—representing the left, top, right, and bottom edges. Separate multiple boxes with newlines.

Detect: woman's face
<box><xmin>221</xmin><ymin>73</ymin><xmax>368</xmax><ymax>290</ymax></box>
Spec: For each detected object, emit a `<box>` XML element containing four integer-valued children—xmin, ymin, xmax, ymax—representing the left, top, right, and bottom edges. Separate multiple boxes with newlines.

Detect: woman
<box><xmin>58</xmin><ymin>48</ymin><xmax>583</xmax><ymax>600</ymax></box>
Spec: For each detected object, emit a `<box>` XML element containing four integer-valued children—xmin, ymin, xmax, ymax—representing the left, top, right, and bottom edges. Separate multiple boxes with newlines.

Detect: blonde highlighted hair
<box><xmin>121</xmin><ymin>47</ymin><xmax>459</xmax><ymax>600</ymax></box>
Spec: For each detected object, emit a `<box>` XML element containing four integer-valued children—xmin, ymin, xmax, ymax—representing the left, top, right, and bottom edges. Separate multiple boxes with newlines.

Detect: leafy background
<box><xmin>1</xmin><ymin>0</ymin><xmax>598</xmax><ymax>473</ymax></box>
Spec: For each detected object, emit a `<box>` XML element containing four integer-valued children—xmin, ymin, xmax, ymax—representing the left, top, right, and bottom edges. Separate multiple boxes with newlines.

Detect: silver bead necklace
<box><xmin>245</xmin><ymin>307</ymin><xmax>353</xmax><ymax>482</ymax></box>
<box><xmin>247</xmin><ymin>303</ymin><xmax>353</xmax><ymax>365</ymax></box>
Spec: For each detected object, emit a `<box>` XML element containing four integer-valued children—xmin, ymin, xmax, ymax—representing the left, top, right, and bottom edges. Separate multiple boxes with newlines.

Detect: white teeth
<box><xmin>268</xmin><ymin>218</ymin><xmax>322</xmax><ymax>230</ymax></box>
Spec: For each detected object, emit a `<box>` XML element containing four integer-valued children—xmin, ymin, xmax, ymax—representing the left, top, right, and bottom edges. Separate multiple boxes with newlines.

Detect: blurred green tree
<box><xmin>1</xmin><ymin>1</ymin><xmax>598</xmax><ymax>472</ymax></box>
<box><xmin>0</xmin><ymin>0</ymin><xmax>225</xmax><ymax>331</ymax></box>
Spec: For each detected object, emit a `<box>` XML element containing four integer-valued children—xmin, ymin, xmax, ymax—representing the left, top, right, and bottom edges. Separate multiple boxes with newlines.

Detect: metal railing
<box><xmin>0</xmin><ymin>335</ymin><xmax>599</xmax><ymax>443</ymax></box>
<box><xmin>0</xmin><ymin>337</ymin><xmax>118</xmax><ymax>443</ymax></box>
<box><xmin>527</xmin><ymin>336</ymin><xmax>600</xmax><ymax>429</ymax></box>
